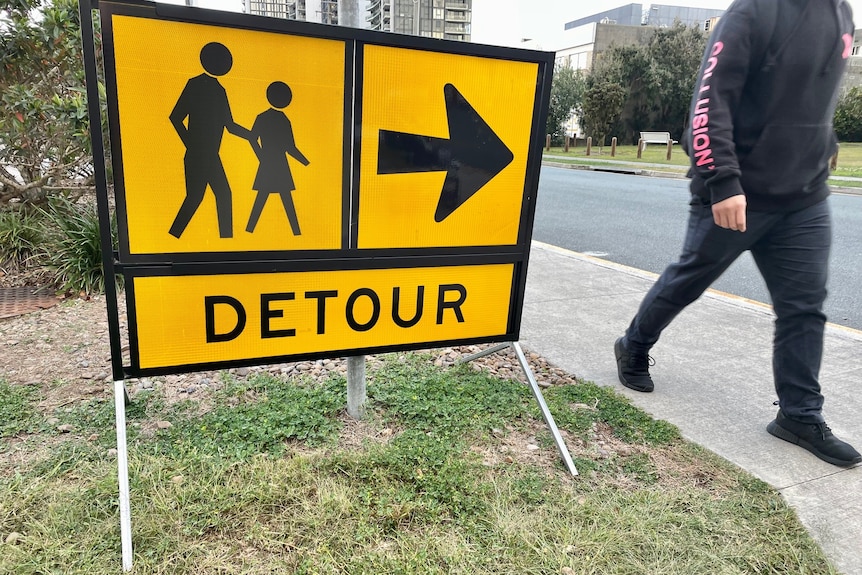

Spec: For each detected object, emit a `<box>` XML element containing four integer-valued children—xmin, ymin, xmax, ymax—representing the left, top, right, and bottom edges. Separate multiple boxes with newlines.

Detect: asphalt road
<box><xmin>532</xmin><ymin>166</ymin><xmax>862</xmax><ymax>331</ymax></box>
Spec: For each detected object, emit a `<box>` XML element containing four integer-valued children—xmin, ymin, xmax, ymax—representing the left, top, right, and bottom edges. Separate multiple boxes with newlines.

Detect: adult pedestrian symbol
<box><xmin>377</xmin><ymin>83</ymin><xmax>514</xmax><ymax>223</ymax></box>
<box><xmin>168</xmin><ymin>42</ymin><xmax>253</xmax><ymax>240</ymax></box>
<box><xmin>109</xmin><ymin>16</ymin><xmax>346</xmax><ymax>255</ymax></box>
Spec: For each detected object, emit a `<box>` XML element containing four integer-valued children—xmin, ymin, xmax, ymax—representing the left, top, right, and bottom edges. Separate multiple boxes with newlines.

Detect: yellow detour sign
<box><xmin>131</xmin><ymin>265</ymin><xmax>514</xmax><ymax>370</ymax></box>
<box><xmin>91</xmin><ymin>0</ymin><xmax>553</xmax><ymax>376</ymax></box>
<box><xmin>359</xmin><ymin>46</ymin><xmax>538</xmax><ymax>249</ymax></box>
<box><xmin>110</xmin><ymin>15</ymin><xmax>346</xmax><ymax>254</ymax></box>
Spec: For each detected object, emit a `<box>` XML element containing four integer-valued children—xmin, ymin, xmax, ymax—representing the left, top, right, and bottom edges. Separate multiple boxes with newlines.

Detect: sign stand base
<box><xmin>459</xmin><ymin>342</ymin><xmax>578</xmax><ymax>476</ymax></box>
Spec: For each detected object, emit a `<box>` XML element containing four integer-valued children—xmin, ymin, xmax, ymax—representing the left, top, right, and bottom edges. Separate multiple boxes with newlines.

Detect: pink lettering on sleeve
<box><xmin>690</xmin><ymin>41</ymin><xmax>724</xmax><ymax>169</ymax></box>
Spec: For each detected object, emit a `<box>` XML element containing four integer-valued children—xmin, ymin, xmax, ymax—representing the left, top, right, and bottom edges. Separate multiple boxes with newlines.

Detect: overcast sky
<box><xmin>171</xmin><ymin>0</ymin><xmax>861</xmax><ymax>49</ymax></box>
<box><xmin>471</xmin><ymin>0</ymin><xmax>862</xmax><ymax>47</ymax></box>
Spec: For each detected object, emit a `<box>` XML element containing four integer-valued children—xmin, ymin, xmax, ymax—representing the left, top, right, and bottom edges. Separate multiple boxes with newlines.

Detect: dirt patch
<box><xmin>0</xmin><ymin>291</ymin><xmax>577</xmax><ymax>414</ymax></box>
<box><xmin>471</xmin><ymin>421</ymin><xmax>569</xmax><ymax>471</ymax></box>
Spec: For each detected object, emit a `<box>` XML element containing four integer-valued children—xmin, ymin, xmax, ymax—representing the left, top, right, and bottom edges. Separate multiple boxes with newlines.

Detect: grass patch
<box><xmin>544</xmin><ymin>144</ymin><xmax>691</xmax><ymax>169</ymax></box>
<box><xmin>149</xmin><ymin>374</ymin><xmax>346</xmax><ymax>461</ymax></box>
<box><xmin>831</xmin><ymin>178</ymin><xmax>862</xmax><ymax>189</ymax></box>
<box><xmin>544</xmin><ymin>142</ymin><xmax>862</xmax><ymax>185</ymax></box>
<box><xmin>0</xmin><ymin>353</ymin><xmax>841</xmax><ymax>574</ymax></box>
<box><xmin>0</xmin><ymin>380</ymin><xmax>42</xmax><ymax>441</ymax></box>
<box><xmin>544</xmin><ymin>381</ymin><xmax>680</xmax><ymax>445</ymax></box>
<box><xmin>369</xmin><ymin>353</ymin><xmax>533</xmax><ymax>438</ymax></box>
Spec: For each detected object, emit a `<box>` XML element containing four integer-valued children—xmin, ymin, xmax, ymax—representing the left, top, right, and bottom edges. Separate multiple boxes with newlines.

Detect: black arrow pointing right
<box><xmin>377</xmin><ymin>83</ymin><xmax>514</xmax><ymax>223</ymax></box>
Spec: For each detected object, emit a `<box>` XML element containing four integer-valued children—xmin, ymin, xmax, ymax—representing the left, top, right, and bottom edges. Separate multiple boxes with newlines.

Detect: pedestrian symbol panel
<box><xmin>130</xmin><ymin>264</ymin><xmax>515</xmax><ymax>370</ymax></box>
<box><xmin>110</xmin><ymin>16</ymin><xmax>346</xmax><ymax>254</ymax></box>
<box><xmin>359</xmin><ymin>45</ymin><xmax>539</xmax><ymax>249</ymax></box>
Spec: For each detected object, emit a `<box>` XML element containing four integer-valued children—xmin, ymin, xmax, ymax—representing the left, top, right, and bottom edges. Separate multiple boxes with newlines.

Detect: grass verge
<box><xmin>0</xmin><ymin>354</ymin><xmax>840</xmax><ymax>574</ymax></box>
<box><xmin>543</xmin><ymin>143</ymin><xmax>862</xmax><ymax>187</ymax></box>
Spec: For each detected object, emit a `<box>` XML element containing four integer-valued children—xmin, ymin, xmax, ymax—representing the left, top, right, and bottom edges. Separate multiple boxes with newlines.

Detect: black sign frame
<box><xmin>81</xmin><ymin>0</ymin><xmax>554</xmax><ymax>379</ymax></box>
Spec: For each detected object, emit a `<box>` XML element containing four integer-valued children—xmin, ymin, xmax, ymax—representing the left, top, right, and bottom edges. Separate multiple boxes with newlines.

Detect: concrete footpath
<box><xmin>519</xmin><ymin>241</ymin><xmax>862</xmax><ymax>575</ymax></box>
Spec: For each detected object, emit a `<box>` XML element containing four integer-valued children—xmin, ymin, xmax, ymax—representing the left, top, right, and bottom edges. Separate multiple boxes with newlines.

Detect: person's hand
<box><xmin>712</xmin><ymin>195</ymin><xmax>747</xmax><ymax>232</ymax></box>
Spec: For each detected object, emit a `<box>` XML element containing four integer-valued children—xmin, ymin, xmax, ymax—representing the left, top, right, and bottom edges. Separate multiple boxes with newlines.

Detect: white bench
<box><xmin>639</xmin><ymin>131</ymin><xmax>677</xmax><ymax>151</ymax></box>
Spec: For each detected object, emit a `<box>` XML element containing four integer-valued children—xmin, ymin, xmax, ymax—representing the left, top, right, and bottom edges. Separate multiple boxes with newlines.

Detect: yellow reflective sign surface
<box><xmin>111</xmin><ymin>16</ymin><xmax>346</xmax><ymax>253</ymax></box>
<box><xmin>359</xmin><ymin>45</ymin><xmax>539</xmax><ymax>249</ymax></box>
<box><xmin>132</xmin><ymin>264</ymin><xmax>514</xmax><ymax>369</ymax></box>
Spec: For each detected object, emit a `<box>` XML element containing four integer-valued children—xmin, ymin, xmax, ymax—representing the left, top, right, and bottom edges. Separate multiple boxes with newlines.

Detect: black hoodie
<box><xmin>684</xmin><ymin>0</ymin><xmax>855</xmax><ymax>212</ymax></box>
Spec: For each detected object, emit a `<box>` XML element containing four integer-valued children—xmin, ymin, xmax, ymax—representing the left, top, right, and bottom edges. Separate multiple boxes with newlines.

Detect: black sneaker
<box><xmin>767</xmin><ymin>410</ymin><xmax>862</xmax><ymax>467</ymax></box>
<box><xmin>614</xmin><ymin>337</ymin><xmax>654</xmax><ymax>392</ymax></box>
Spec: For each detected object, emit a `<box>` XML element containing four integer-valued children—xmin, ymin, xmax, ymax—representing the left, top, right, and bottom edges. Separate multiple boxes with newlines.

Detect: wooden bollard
<box><xmin>564</xmin><ymin>136</ymin><xmax>570</xmax><ymax>152</ymax></box>
<box><xmin>546</xmin><ymin>134</ymin><xmax>551</xmax><ymax>151</ymax></box>
<box><xmin>831</xmin><ymin>143</ymin><xmax>840</xmax><ymax>171</ymax></box>
<box><xmin>666</xmin><ymin>140</ymin><xmax>673</xmax><ymax>161</ymax></box>
<box><xmin>611</xmin><ymin>137</ymin><xmax>617</xmax><ymax>157</ymax></box>
<box><xmin>637</xmin><ymin>138</ymin><xmax>644</xmax><ymax>158</ymax></box>
<box><xmin>586</xmin><ymin>136</ymin><xmax>592</xmax><ymax>156</ymax></box>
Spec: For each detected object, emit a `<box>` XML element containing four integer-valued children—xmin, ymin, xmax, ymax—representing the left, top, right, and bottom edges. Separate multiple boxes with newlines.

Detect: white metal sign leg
<box><xmin>509</xmin><ymin>342</ymin><xmax>578</xmax><ymax>476</ymax></box>
<box><xmin>114</xmin><ymin>380</ymin><xmax>133</xmax><ymax>571</ymax></box>
<box><xmin>460</xmin><ymin>343</ymin><xmax>578</xmax><ymax>476</ymax></box>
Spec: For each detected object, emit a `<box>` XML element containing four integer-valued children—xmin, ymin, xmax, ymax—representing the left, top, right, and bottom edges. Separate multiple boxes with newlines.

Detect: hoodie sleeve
<box><xmin>686</xmin><ymin>1</ymin><xmax>761</xmax><ymax>204</ymax></box>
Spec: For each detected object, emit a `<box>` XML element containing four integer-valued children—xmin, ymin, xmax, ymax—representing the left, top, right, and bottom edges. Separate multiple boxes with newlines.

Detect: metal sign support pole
<box><xmin>460</xmin><ymin>342</ymin><xmax>578</xmax><ymax>476</ymax></box>
<box><xmin>347</xmin><ymin>356</ymin><xmax>366</xmax><ymax>418</ymax></box>
<box><xmin>342</xmin><ymin>0</ymin><xmax>366</xmax><ymax>420</ymax></box>
<box><xmin>114</xmin><ymin>380</ymin><xmax>133</xmax><ymax>571</ymax></box>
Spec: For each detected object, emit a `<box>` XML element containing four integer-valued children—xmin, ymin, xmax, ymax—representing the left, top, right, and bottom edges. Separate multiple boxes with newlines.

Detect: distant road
<box><xmin>532</xmin><ymin>166</ymin><xmax>862</xmax><ymax>331</ymax></box>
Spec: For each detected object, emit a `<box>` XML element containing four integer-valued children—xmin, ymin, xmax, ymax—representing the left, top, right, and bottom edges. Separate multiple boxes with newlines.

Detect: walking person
<box><xmin>169</xmin><ymin>42</ymin><xmax>252</xmax><ymax>239</ymax></box>
<box><xmin>614</xmin><ymin>0</ymin><xmax>861</xmax><ymax>467</ymax></box>
<box><xmin>246</xmin><ymin>81</ymin><xmax>310</xmax><ymax>235</ymax></box>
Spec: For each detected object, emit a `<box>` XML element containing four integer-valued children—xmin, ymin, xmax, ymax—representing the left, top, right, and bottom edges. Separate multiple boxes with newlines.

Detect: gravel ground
<box><xmin>0</xmin><ymin>292</ymin><xmax>580</xmax><ymax>413</ymax></box>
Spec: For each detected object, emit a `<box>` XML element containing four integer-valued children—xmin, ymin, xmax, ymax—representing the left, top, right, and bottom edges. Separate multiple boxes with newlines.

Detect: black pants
<box><xmin>623</xmin><ymin>197</ymin><xmax>831</xmax><ymax>423</ymax></box>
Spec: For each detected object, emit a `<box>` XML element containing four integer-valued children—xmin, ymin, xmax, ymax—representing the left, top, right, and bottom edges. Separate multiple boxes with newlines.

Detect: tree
<box><xmin>587</xmin><ymin>44</ymin><xmax>652</xmax><ymax>144</ymax></box>
<box><xmin>1</xmin><ymin>0</ymin><xmax>93</xmax><ymax>209</ymax></box>
<box><xmin>646</xmin><ymin>23</ymin><xmax>707</xmax><ymax>137</ymax></box>
<box><xmin>546</xmin><ymin>63</ymin><xmax>585</xmax><ymax>145</ymax></box>
<box><xmin>585</xmin><ymin>22</ymin><xmax>707</xmax><ymax>144</ymax></box>
<box><xmin>834</xmin><ymin>87</ymin><xmax>862</xmax><ymax>142</ymax></box>
<box><xmin>580</xmin><ymin>78</ymin><xmax>626</xmax><ymax>149</ymax></box>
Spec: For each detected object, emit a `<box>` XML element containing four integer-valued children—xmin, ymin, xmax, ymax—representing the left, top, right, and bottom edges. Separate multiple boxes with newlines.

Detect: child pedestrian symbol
<box><xmin>168</xmin><ymin>42</ymin><xmax>252</xmax><ymax>239</ymax></box>
<box><xmin>246</xmin><ymin>81</ymin><xmax>310</xmax><ymax>235</ymax></box>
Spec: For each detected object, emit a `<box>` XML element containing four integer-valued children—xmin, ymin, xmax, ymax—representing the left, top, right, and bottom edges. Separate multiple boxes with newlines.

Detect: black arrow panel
<box><xmin>378</xmin><ymin>83</ymin><xmax>514</xmax><ymax>222</ymax></box>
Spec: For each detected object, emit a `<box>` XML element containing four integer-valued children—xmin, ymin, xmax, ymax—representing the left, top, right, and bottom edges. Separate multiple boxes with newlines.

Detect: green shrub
<box><xmin>0</xmin><ymin>208</ymin><xmax>46</xmax><ymax>271</ymax></box>
<box><xmin>834</xmin><ymin>87</ymin><xmax>862</xmax><ymax>142</ymax></box>
<box><xmin>39</xmin><ymin>197</ymin><xmax>120</xmax><ymax>294</ymax></box>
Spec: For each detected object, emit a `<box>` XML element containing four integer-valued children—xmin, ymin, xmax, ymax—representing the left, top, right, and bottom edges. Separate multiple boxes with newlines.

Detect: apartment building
<box><xmin>367</xmin><ymin>0</ymin><xmax>472</xmax><ymax>41</ymax></box>
<box><xmin>247</xmin><ymin>0</ymin><xmax>341</xmax><ymax>24</ymax></box>
<box><xmin>554</xmin><ymin>3</ymin><xmax>724</xmax><ymax>71</ymax></box>
<box><xmin>245</xmin><ymin>0</ymin><xmax>471</xmax><ymax>41</ymax></box>
<box><xmin>564</xmin><ymin>3</ymin><xmax>724</xmax><ymax>31</ymax></box>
